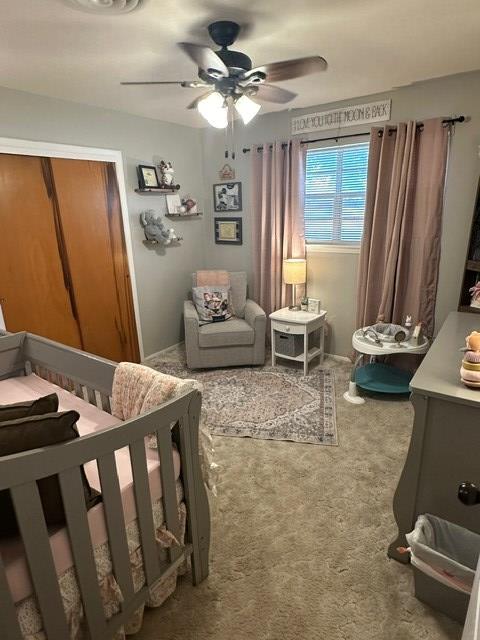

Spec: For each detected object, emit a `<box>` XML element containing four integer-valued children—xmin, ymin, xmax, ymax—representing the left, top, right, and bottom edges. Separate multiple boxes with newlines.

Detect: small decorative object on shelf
<box><xmin>158</xmin><ymin>160</ymin><xmax>180</xmax><ymax>190</ymax></box>
<box><xmin>300</xmin><ymin>297</ymin><xmax>308</xmax><ymax>312</ymax></box>
<box><xmin>218</xmin><ymin>163</ymin><xmax>235</xmax><ymax>181</ymax></box>
<box><xmin>137</xmin><ymin>165</ymin><xmax>160</xmax><ymax>189</ymax></box>
<box><xmin>139</xmin><ymin>210</ymin><xmax>182</xmax><ymax>246</ymax></box>
<box><xmin>460</xmin><ymin>331</ymin><xmax>480</xmax><ymax>388</ymax></box>
<box><xmin>213</xmin><ymin>182</ymin><xmax>242</xmax><ymax>212</ymax></box>
<box><xmin>166</xmin><ymin>194</ymin><xmax>182</xmax><ymax>214</ymax></box>
<box><xmin>181</xmin><ymin>195</ymin><xmax>198</xmax><ymax>215</ymax></box>
<box><xmin>470</xmin><ymin>281</ymin><xmax>480</xmax><ymax>308</ymax></box>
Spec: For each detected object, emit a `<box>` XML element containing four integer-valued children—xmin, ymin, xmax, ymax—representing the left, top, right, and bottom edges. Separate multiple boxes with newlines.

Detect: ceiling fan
<box><xmin>121</xmin><ymin>20</ymin><xmax>327</xmax><ymax>128</ymax></box>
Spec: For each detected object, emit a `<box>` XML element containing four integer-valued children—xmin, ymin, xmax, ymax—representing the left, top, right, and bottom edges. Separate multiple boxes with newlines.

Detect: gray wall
<box><xmin>1</xmin><ymin>71</ymin><xmax>480</xmax><ymax>359</ymax></box>
<box><xmin>0</xmin><ymin>86</ymin><xmax>206</xmax><ymax>357</ymax></box>
<box><xmin>201</xmin><ymin>70</ymin><xmax>480</xmax><ymax>356</ymax></box>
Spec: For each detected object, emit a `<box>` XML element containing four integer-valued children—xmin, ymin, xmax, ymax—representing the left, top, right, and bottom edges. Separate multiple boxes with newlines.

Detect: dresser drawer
<box><xmin>271</xmin><ymin>320</ymin><xmax>304</xmax><ymax>335</ymax></box>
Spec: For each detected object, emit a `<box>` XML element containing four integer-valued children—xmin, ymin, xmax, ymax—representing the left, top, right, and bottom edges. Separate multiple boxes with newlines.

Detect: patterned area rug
<box><xmin>149</xmin><ymin>360</ymin><xmax>337</xmax><ymax>446</ymax></box>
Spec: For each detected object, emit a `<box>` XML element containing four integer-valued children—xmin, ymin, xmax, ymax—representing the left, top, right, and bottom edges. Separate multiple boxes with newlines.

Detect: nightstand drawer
<box><xmin>271</xmin><ymin>320</ymin><xmax>304</xmax><ymax>335</ymax></box>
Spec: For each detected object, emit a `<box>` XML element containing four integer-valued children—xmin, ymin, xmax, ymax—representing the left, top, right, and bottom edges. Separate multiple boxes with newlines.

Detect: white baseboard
<box><xmin>325</xmin><ymin>353</ymin><xmax>352</xmax><ymax>363</ymax></box>
<box><xmin>144</xmin><ymin>342</ymin><xmax>184</xmax><ymax>361</ymax></box>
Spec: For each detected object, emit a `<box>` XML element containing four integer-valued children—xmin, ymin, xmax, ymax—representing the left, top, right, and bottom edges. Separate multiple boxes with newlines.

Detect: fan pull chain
<box><xmin>230</xmin><ymin>103</ymin><xmax>236</xmax><ymax>160</ymax></box>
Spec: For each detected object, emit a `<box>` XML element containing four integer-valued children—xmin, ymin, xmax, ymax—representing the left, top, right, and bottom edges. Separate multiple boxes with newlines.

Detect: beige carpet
<box><xmin>137</xmin><ymin>353</ymin><xmax>462</xmax><ymax>640</ymax></box>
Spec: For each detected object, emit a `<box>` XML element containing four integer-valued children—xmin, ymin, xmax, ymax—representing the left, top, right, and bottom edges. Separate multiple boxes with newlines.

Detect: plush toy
<box><xmin>460</xmin><ymin>331</ymin><xmax>480</xmax><ymax>388</ymax></box>
<box><xmin>466</xmin><ymin>331</ymin><xmax>480</xmax><ymax>352</ymax></box>
<box><xmin>158</xmin><ymin>160</ymin><xmax>175</xmax><ymax>187</ymax></box>
<box><xmin>139</xmin><ymin>210</ymin><xmax>180</xmax><ymax>245</ymax></box>
<box><xmin>469</xmin><ymin>282</ymin><xmax>480</xmax><ymax>309</ymax></box>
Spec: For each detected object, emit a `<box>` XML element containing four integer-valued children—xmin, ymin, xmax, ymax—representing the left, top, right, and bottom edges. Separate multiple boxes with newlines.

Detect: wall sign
<box><xmin>291</xmin><ymin>100</ymin><xmax>391</xmax><ymax>135</ymax></box>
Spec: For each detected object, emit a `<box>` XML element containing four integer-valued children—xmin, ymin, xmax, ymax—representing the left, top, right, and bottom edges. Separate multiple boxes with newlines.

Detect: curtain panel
<box><xmin>356</xmin><ymin>118</ymin><xmax>449</xmax><ymax>337</ymax></box>
<box><xmin>250</xmin><ymin>139</ymin><xmax>306</xmax><ymax>316</ymax></box>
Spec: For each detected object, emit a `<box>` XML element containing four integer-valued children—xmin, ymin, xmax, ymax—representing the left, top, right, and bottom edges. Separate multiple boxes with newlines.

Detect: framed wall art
<box><xmin>137</xmin><ymin>165</ymin><xmax>160</xmax><ymax>189</ymax></box>
<box><xmin>213</xmin><ymin>182</ymin><xmax>242</xmax><ymax>212</ymax></box>
<box><xmin>214</xmin><ymin>217</ymin><xmax>242</xmax><ymax>245</ymax></box>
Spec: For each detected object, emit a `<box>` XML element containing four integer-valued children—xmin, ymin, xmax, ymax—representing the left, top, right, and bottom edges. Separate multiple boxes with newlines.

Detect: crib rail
<box><xmin>0</xmin><ymin>333</ymin><xmax>210</xmax><ymax>640</ymax></box>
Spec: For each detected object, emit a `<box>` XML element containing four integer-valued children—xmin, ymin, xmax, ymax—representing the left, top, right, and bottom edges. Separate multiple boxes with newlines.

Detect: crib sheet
<box><xmin>0</xmin><ymin>374</ymin><xmax>181</xmax><ymax>603</ymax></box>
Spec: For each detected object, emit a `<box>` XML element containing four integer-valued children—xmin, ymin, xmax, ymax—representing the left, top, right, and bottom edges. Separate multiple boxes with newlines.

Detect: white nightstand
<box><xmin>269</xmin><ymin>307</ymin><xmax>327</xmax><ymax>376</ymax></box>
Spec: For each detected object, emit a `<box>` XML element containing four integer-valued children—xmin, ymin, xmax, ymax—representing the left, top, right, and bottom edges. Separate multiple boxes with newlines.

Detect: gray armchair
<box><xmin>184</xmin><ymin>272</ymin><xmax>266</xmax><ymax>369</ymax></box>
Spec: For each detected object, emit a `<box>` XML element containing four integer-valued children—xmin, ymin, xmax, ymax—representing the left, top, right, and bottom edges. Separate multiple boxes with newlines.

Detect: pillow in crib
<box><xmin>0</xmin><ymin>393</ymin><xmax>59</xmax><ymax>423</ymax></box>
<box><xmin>0</xmin><ymin>410</ymin><xmax>101</xmax><ymax>537</ymax></box>
<box><xmin>192</xmin><ymin>285</ymin><xmax>233</xmax><ymax>324</ymax></box>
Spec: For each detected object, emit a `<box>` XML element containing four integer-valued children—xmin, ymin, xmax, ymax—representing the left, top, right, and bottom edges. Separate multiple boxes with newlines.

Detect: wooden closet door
<box><xmin>50</xmin><ymin>158</ymin><xmax>140</xmax><ymax>363</ymax></box>
<box><xmin>0</xmin><ymin>154</ymin><xmax>82</xmax><ymax>347</ymax></box>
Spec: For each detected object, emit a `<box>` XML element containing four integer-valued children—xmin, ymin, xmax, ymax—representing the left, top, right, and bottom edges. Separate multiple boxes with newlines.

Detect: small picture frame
<box><xmin>214</xmin><ymin>217</ymin><xmax>242</xmax><ymax>245</ymax></box>
<box><xmin>307</xmin><ymin>298</ymin><xmax>321</xmax><ymax>314</ymax></box>
<box><xmin>166</xmin><ymin>194</ymin><xmax>182</xmax><ymax>214</ymax></box>
<box><xmin>137</xmin><ymin>165</ymin><xmax>160</xmax><ymax>189</ymax></box>
<box><xmin>213</xmin><ymin>182</ymin><xmax>242</xmax><ymax>212</ymax></box>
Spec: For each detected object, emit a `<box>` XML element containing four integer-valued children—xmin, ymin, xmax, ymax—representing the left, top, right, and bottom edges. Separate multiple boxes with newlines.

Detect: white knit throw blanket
<box><xmin>111</xmin><ymin>362</ymin><xmax>215</xmax><ymax>492</ymax></box>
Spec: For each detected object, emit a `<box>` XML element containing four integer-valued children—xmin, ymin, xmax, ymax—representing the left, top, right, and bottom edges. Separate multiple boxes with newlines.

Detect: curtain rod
<box><xmin>241</xmin><ymin>116</ymin><xmax>465</xmax><ymax>153</ymax></box>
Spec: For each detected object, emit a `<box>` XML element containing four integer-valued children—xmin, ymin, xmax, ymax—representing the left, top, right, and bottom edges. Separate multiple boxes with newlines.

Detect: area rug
<box><xmin>149</xmin><ymin>361</ymin><xmax>337</xmax><ymax>446</ymax></box>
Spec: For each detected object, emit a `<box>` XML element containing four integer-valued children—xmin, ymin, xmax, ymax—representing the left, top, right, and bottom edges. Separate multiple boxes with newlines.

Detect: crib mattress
<box><xmin>0</xmin><ymin>373</ymin><xmax>181</xmax><ymax>603</ymax></box>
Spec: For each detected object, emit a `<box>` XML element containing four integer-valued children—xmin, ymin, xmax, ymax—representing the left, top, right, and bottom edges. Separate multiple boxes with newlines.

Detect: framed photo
<box><xmin>307</xmin><ymin>298</ymin><xmax>321</xmax><ymax>314</ymax></box>
<box><xmin>213</xmin><ymin>182</ymin><xmax>242</xmax><ymax>212</ymax></box>
<box><xmin>137</xmin><ymin>165</ymin><xmax>160</xmax><ymax>189</ymax></box>
<box><xmin>166</xmin><ymin>194</ymin><xmax>182</xmax><ymax>214</ymax></box>
<box><xmin>214</xmin><ymin>217</ymin><xmax>242</xmax><ymax>245</ymax></box>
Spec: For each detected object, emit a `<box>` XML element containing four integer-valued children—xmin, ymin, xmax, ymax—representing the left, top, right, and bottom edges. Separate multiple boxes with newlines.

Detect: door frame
<box><xmin>0</xmin><ymin>136</ymin><xmax>144</xmax><ymax>360</ymax></box>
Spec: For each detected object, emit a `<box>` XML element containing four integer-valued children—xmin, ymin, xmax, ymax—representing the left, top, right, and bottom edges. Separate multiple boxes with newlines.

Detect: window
<box><xmin>304</xmin><ymin>141</ymin><xmax>369</xmax><ymax>245</ymax></box>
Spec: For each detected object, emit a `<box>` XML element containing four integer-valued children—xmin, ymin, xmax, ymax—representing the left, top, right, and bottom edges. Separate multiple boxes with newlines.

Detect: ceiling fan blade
<box><xmin>252</xmin><ymin>84</ymin><xmax>297</xmax><ymax>104</ymax></box>
<box><xmin>244</xmin><ymin>56</ymin><xmax>327</xmax><ymax>83</ymax></box>
<box><xmin>178</xmin><ymin>43</ymin><xmax>229</xmax><ymax>78</ymax></box>
<box><xmin>121</xmin><ymin>80</ymin><xmax>210</xmax><ymax>88</ymax></box>
<box><xmin>186</xmin><ymin>92</ymin><xmax>214</xmax><ymax>110</ymax></box>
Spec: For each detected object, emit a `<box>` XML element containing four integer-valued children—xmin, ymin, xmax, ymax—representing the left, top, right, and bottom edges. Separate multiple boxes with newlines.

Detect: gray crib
<box><xmin>0</xmin><ymin>332</ymin><xmax>210</xmax><ymax>640</ymax></box>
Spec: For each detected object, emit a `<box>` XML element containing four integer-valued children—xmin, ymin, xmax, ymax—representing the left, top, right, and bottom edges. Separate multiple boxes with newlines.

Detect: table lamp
<box><xmin>283</xmin><ymin>258</ymin><xmax>306</xmax><ymax>310</ymax></box>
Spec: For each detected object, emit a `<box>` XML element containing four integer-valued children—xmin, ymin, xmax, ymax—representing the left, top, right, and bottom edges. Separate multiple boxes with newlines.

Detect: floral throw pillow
<box><xmin>192</xmin><ymin>286</ymin><xmax>233</xmax><ymax>324</ymax></box>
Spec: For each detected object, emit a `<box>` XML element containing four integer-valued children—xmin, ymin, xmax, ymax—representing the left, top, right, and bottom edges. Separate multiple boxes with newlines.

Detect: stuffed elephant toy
<box><xmin>139</xmin><ymin>210</ymin><xmax>179</xmax><ymax>245</ymax></box>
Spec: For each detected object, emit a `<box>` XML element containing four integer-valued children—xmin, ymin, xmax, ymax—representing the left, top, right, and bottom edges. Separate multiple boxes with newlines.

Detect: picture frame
<box><xmin>166</xmin><ymin>194</ymin><xmax>182</xmax><ymax>214</ymax></box>
<box><xmin>213</xmin><ymin>182</ymin><xmax>242</xmax><ymax>212</ymax></box>
<box><xmin>307</xmin><ymin>298</ymin><xmax>321</xmax><ymax>314</ymax></box>
<box><xmin>137</xmin><ymin>165</ymin><xmax>160</xmax><ymax>189</ymax></box>
<box><xmin>214</xmin><ymin>217</ymin><xmax>242</xmax><ymax>245</ymax></box>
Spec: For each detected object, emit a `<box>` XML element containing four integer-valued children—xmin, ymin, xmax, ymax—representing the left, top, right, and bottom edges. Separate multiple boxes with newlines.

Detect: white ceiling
<box><xmin>1</xmin><ymin>0</ymin><xmax>480</xmax><ymax>127</ymax></box>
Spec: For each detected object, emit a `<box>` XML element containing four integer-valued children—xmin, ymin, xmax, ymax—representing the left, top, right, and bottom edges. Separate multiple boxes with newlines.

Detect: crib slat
<box><xmin>100</xmin><ymin>393</ymin><xmax>111</xmax><ymax>413</ymax></box>
<box><xmin>129</xmin><ymin>440</ymin><xmax>160</xmax><ymax>586</ymax></box>
<box><xmin>0</xmin><ymin>553</ymin><xmax>23</xmax><ymax>640</ymax></box>
<box><xmin>58</xmin><ymin>467</ymin><xmax>107</xmax><ymax>638</ymax></box>
<box><xmin>156</xmin><ymin>428</ymin><xmax>182</xmax><ymax>562</ymax></box>
<box><xmin>74</xmin><ymin>381</ymin><xmax>83</xmax><ymax>398</ymax></box>
<box><xmin>87</xmin><ymin>387</ymin><xmax>96</xmax><ymax>406</ymax></box>
<box><xmin>97</xmin><ymin>452</ymin><xmax>135</xmax><ymax>601</ymax></box>
<box><xmin>177</xmin><ymin>409</ymin><xmax>209</xmax><ymax>585</ymax></box>
<box><xmin>10</xmin><ymin>482</ymin><xmax>70</xmax><ymax>640</ymax></box>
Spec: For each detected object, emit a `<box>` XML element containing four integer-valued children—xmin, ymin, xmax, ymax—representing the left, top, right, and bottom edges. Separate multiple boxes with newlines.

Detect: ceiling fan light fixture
<box><xmin>197</xmin><ymin>92</ymin><xmax>228</xmax><ymax>129</ymax></box>
<box><xmin>235</xmin><ymin>94</ymin><xmax>261</xmax><ymax>125</ymax></box>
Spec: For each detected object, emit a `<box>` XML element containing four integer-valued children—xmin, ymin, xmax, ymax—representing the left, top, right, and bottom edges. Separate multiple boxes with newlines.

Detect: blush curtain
<box><xmin>356</xmin><ymin>118</ymin><xmax>449</xmax><ymax>337</ymax></box>
<box><xmin>250</xmin><ymin>139</ymin><xmax>306</xmax><ymax>316</ymax></box>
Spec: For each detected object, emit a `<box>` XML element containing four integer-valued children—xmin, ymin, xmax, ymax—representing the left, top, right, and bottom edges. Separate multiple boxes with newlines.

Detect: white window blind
<box><xmin>304</xmin><ymin>141</ymin><xmax>370</xmax><ymax>244</ymax></box>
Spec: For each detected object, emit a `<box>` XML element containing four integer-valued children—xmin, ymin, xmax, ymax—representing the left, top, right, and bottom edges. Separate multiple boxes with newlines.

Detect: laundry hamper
<box><xmin>406</xmin><ymin>514</ymin><xmax>480</xmax><ymax>623</ymax></box>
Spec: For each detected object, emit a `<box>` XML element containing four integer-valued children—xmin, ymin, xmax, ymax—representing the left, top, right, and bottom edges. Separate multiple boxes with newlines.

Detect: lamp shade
<box><xmin>283</xmin><ymin>258</ymin><xmax>306</xmax><ymax>285</ymax></box>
